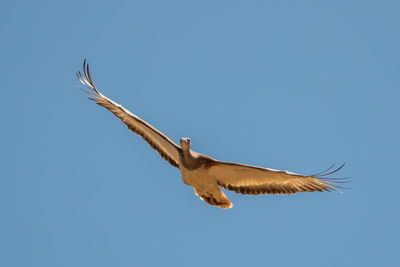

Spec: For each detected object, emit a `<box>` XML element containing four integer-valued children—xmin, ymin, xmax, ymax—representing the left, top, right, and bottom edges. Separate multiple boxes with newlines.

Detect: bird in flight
<box><xmin>77</xmin><ymin>60</ymin><xmax>346</xmax><ymax>209</ymax></box>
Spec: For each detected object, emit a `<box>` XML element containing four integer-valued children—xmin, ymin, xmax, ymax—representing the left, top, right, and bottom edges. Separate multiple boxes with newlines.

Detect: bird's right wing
<box><xmin>77</xmin><ymin>60</ymin><xmax>181</xmax><ymax>168</ymax></box>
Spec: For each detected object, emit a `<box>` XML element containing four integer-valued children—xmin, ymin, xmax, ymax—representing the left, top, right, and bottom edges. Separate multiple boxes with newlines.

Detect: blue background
<box><xmin>1</xmin><ymin>1</ymin><xmax>399</xmax><ymax>266</ymax></box>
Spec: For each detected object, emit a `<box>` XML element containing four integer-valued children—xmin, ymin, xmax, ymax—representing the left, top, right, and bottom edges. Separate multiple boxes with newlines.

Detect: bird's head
<box><xmin>180</xmin><ymin>137</ymin><xmax>191</xmax><ymax>149</ymax></box>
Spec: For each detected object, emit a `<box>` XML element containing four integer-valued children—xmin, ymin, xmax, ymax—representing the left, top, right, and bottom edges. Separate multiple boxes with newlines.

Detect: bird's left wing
<box><xmin>208</xmin><ymin>161</ymin><xmax>345</xmax><ymax>195</ymax></box>
<box><xmin>77</xmin><ymin>60</ymin><xmax>181</xmax><ymax>168</ymax></box>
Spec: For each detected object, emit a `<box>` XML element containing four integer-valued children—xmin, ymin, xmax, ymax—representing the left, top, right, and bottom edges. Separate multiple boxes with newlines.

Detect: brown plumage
<box><xmin>77</xmin><ymin>60</ymin><xmax>347</xmax><ymax>209</ymax></box>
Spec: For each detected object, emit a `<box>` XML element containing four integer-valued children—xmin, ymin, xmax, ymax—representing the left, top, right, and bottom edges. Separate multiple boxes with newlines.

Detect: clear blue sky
<box><xmin>1</xmin><ymin>1</ymin><xmax>399</xmax><ymax>266</ymax></box>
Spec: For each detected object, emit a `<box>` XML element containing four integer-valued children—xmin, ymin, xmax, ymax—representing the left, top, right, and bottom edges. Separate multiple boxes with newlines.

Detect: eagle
<box><xmin>77</xmin><ymin>60</ymin><xmax>346</xmax><ymax>209</ymax></box>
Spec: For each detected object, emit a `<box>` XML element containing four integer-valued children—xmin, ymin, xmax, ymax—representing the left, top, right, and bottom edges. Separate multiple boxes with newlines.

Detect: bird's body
<box><xmin>77</xmin><ymin>60</ymin><xmax>345</xmax><ymax>209</ymax></box>
<box><xmin>178</xmin><ymin>146</ymin><xmax>233</xmax><ymax>208</ymax></box>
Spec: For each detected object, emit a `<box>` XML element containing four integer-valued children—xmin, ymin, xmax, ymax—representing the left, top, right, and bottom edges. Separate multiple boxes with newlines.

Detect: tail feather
<box><xmin>194</xmin><ymin>188</ymin><xmax>232</xmax><ymax>209</ymax></box>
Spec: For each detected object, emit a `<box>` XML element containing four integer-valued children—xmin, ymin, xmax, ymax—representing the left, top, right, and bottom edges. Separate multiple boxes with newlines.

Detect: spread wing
<box><xmin>77</xmin><ymin>60</ymin><xmax>181</xmax><ymax>168</ymax></box>
<box><xmin>208</xmin><ymin>161</ymin><xmax>346</xmax><ymax>195</ymax></box>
